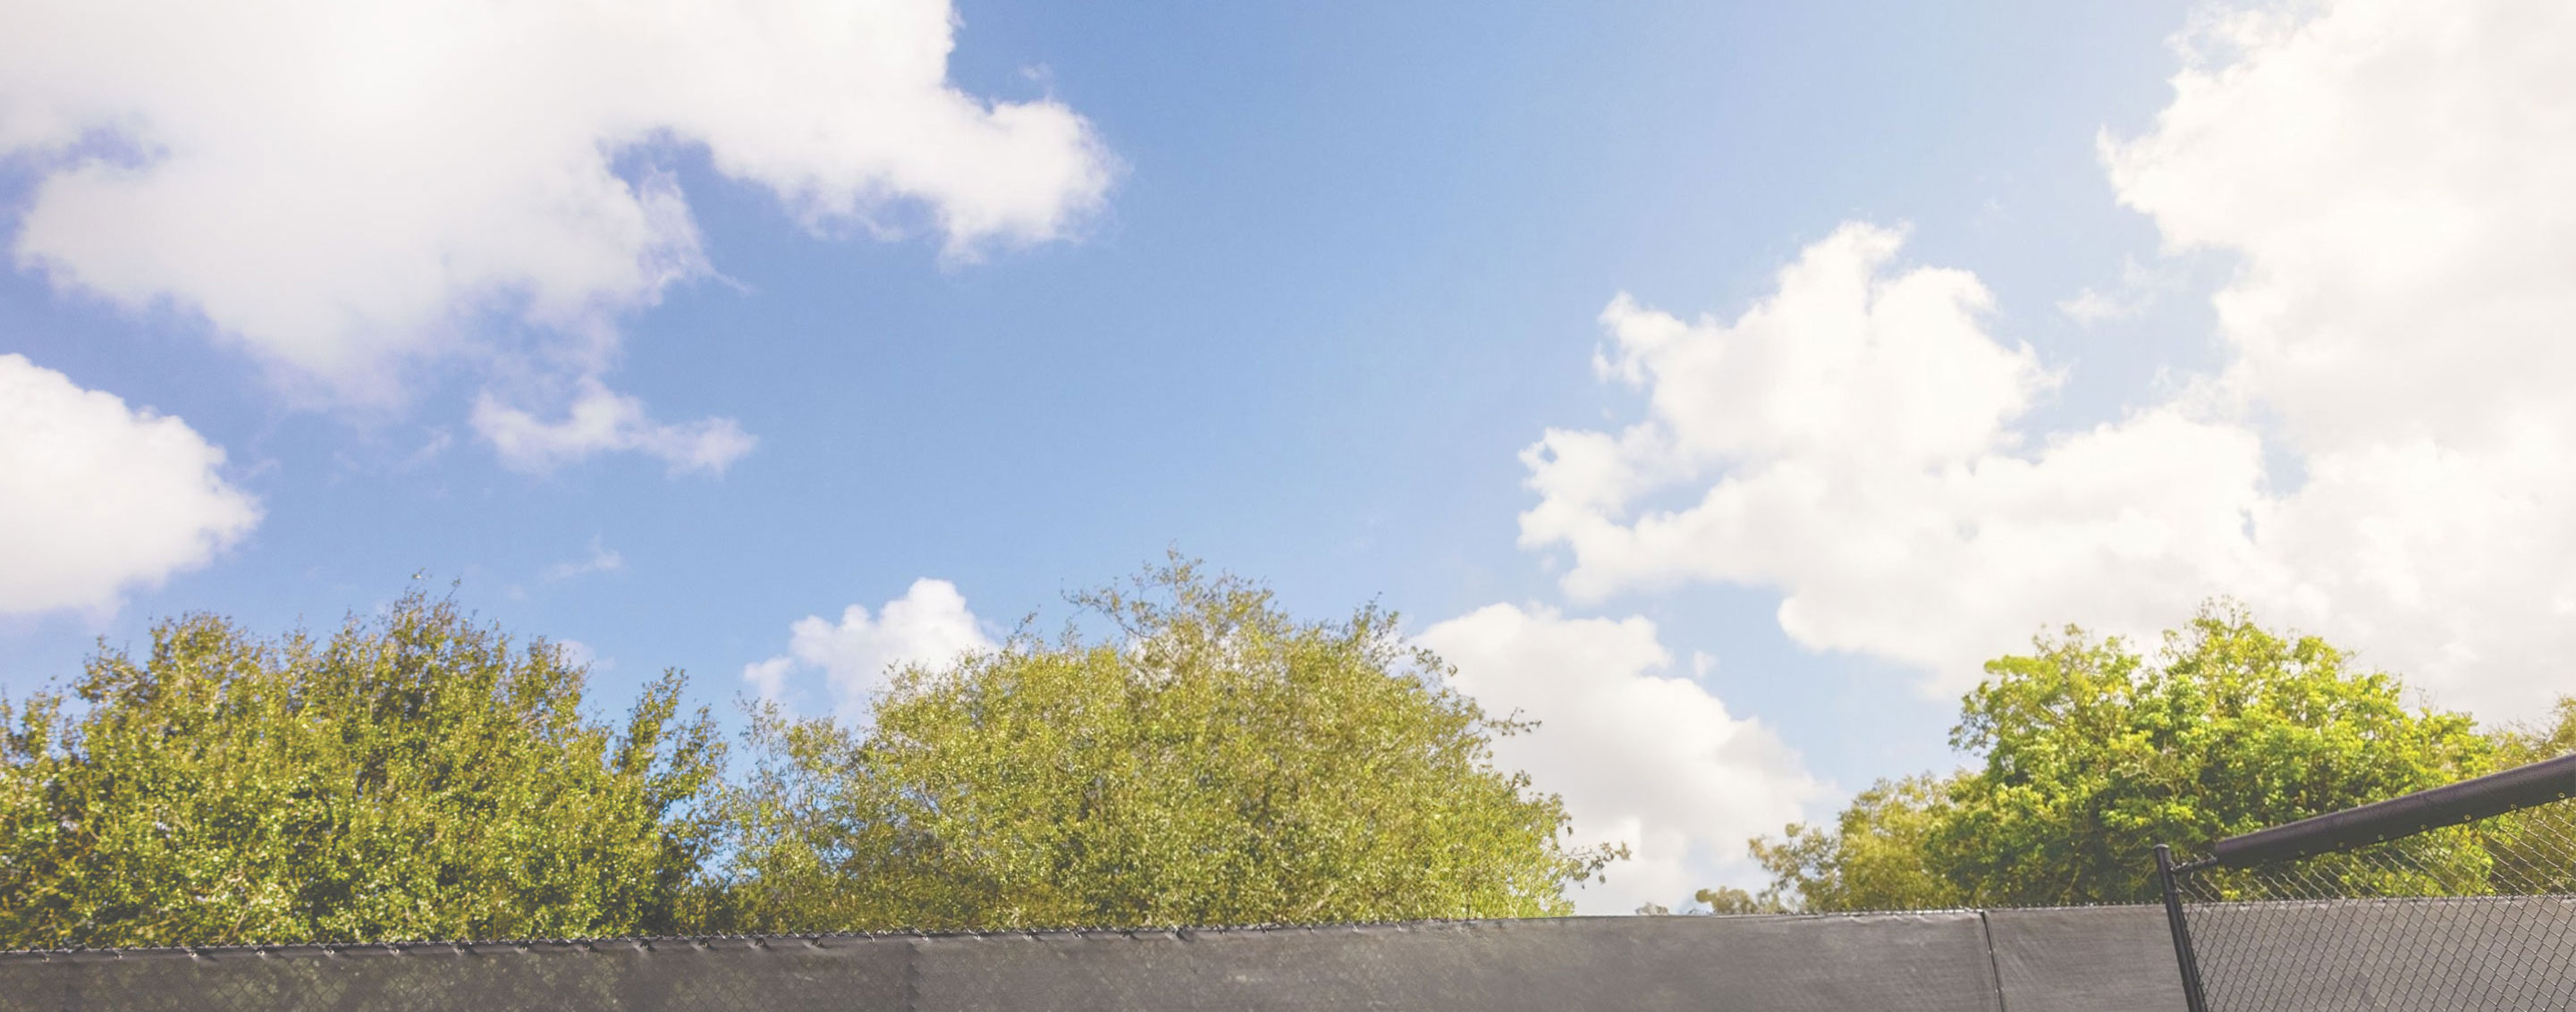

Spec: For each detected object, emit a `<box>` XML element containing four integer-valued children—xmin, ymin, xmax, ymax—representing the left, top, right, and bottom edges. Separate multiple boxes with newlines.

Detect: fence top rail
<box><xmin>2205</xmin><ymin>750</ymin><xmax>2576</xmax><ymax>868</ymax></box>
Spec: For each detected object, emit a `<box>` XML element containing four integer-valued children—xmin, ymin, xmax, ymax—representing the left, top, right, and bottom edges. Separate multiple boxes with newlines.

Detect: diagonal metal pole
<box><xmin>2157</xmin><ymin>844</ymin><xmax>2213</xmax><ymax>1012</ymax></box>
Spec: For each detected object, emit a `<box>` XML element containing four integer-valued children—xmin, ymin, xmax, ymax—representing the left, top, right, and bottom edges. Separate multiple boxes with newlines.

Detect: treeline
<box><xmin>1702</xmin><ymin>604</ymin><xmax>2576</xmax><ymax>914</ymax></box>
<box><xmin>8</xmin><ymin>571</ymin><xmax>2563</xmax><ymax>947</ymax></box>
<box><xmin>0</xmin><ymin>564</ymin><xmax>1617</xmax><ymax>949</ymax></box>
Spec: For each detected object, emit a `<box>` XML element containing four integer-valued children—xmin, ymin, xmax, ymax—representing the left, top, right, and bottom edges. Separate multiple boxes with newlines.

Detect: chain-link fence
<box><xmin>2161</xmin><ymin>754</ymin><xmax>2576</xmax><ymax>1011</ymax></box>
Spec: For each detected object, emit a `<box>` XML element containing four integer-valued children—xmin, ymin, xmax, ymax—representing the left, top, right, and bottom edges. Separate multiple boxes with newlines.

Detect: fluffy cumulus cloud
<box><xmin>0</xmin><ymin>0</ymin><xmax>1112</xmax><ymax>465</ymax></box>
<box><xmin>0</xmin><ymin>354</ymin><xmax>261</xmax><ymax>615</ymax></box>
<box><xmin>2106</xmin><ymin>0</ymin><xmax>2576</xmax><ymax>457</ymax></box>
<box><xmin>744</xmin><ymin>578</ymin><xmax>994</xmax><ymax>717</ymax></box>
<box><xmin>1418</xmin><ymin>604</ymin><xmax>1820</xmax><ymax>914</ymax></box>
<box><xmin>1522</xmin><ymin>224</ymin><xmax>2275</xmax><ymax>693</ymax></box>
<box><xmin>1520</xmin><ymin>0</ymin><xmax>2576</xmax><ymax>718</ymax></box>
<box><xmin>2100</xmin><ymin>0</ymin><xmax>2576</xmax><ymax>714</ymax></box>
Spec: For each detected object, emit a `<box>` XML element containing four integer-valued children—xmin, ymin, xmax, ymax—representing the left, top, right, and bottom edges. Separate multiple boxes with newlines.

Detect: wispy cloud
<box><xmin>2056</xmin><ymin>257</ymin><xmax>2181</xmax><ymax>326</ymax></box>
<box><xmin>542</xmin><ymin>536</ymin><xmax>626</xmax><ymax>581</ymax></box>
<box><xmin>475</xmin><ymin>380</ymin><xmax>756</xmax><ymax>477</ymax></box>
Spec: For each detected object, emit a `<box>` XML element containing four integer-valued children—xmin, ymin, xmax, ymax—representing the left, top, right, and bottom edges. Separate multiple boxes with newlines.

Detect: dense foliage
<box><xmin>1742</xmin><ymin>774</ymin><xmax>1960</xmax><ymax>912</ymax></box>
<box><xmin>2480</xmin><ymin>697</ymin><xmax>2576</xmax><ymax>897</ymax></box>
<box><xmin>1741</xmin><ymin>603</ymin><xmax>2503</xmax><ymax>910</ymax></box>
<box><xmin>9</xmin><ymin>578</ymin><xmax>2555</xmax><ymax>943</ymax></box>
<box><xmin>0</xmin><ymin>565</ymin><xmax>1613</xmax><ymax>947</ymax></box>
<box><xmin>714</xmin><ymin>562</ymin><xmax>1618</xmax><ymax>931</ymax></box>
<box><xmin>0</xmin><ymin>592</ymin><xmax>723</xmax><ymax>947</ymax></box>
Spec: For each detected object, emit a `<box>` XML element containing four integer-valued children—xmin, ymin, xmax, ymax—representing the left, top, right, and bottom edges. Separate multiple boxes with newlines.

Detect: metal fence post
<box><xmin>2156</xmin><ymin>844</ymin><xmax>2211</xmax><ymax>1012</ymax></box>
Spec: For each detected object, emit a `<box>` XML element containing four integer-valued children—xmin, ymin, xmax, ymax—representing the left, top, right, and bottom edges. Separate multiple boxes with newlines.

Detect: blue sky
<box><xmin>6</xmin><ymin>0</ymin><xmax>2570</xmax><ymax>910</ymax></box>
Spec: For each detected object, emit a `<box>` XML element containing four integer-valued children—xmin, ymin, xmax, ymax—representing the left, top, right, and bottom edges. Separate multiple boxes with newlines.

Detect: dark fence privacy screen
<box><xmin>22</xmin><ymin>766</ymin><xmax>2576</xmax><ymax>1012</ymax></box>
<box><xmin>1</xmin><ymin>910</ymin><xmax>2188</xmax><ymax>1012</ymax></box>
<box><xmin>2164</xmin><ymin>753</ymin><xmax>2576</xmax><ymax>1011</ymax></box>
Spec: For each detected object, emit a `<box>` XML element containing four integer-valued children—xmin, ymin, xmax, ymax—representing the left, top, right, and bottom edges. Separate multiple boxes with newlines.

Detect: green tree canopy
<box><xmin>2496</xmin><ymin>696</ymin><xmax>2576</xmax><ymax>767</ymax></box>
<box><xmin>2481</xmin><ymin>696</ymin><xmax>2576</xmax><ymax>896</ymax></box>
<box><xmin>715</xmin><ymin>561</ymin><xmax>1619</xmax><ymax>931</ymax></box>
<box><xmin>1741</xmin><ymin>603</ymin><xmax>2494</xmax><ymax>910</ymax></box>
<box><xmin>1745</xmin><ymin>774</ymin><xmax>1960</xmax><ymax>912</ymax></box>
<box><xmin>0</xmin><ymin>590</ymin><xmax>722</xmax><ymax>948</ymax></box>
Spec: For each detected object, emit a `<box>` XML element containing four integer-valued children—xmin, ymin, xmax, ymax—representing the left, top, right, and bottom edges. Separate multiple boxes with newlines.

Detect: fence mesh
<box><xmin>1</xmin><ymin>913</ymin><xmax>2119</xmax><ymax>1012</ymax></box>
<box><xmin>2171</xmin><ymin>791</ymin><xmax>2576</xmax><ymax>1010</ymax></box>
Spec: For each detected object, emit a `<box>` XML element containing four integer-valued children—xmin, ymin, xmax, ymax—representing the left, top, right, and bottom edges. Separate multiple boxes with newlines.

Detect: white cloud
<box><xmin>553</xmin><ymin>638</ymin><xmax>613</xmax><ymax>672</ymax></box>
<box><xmin>745</xmin><ymin>578</ymin><xmax>993</xmax><ymax>717</ymax></box>
<box><xmin>740</xmin><ymin>656</ymin><xmax>798</xmax><ymax>704</ymax></box>
<box><xmin>2105</xmin><ymin>0</ymin><xmax>2576</xmax><ymax>457</ymax></box>
<box><xmin>2099</xmin><ymin>0</ymin><xmax>2576</xmax><ymax>716</ymax></box>
<box><xmin>0</xmin><ymin>354</ymin><xmax>261</xmax><ymax>615</ymax></box>
<box><xmin>1418</xmin><ymin>604</ymin><xmax>1820</xmax><ymax>915</ymax></box>
<box><xmin>2055</xmin><ymin>257</ymin><xmax>2175</xmax><ymax>326</ymax></box>
<box><xmin>2055</xmin><ymin>289</ymin><xmax>2137</xmax><ymax>326</ymax></box>
<box><xmin>1519</xmin><ymin>0</ymin><xmax>2576</xmax><ymax>719</ymax></box>
<box><xmin>1522</xmin><ymin>224</ymin><xmax>2276</xmax><ymax>692</ymax></box>
<box><xmin>473</xmin><ymin>380</ymin><xmax>755</xmax><ymax>476</ymax></box>
<box><xmin>541</xmin><ymin>537</ymin><xmax>626</xmax><ymax>581</ymax></box>
<box><xmin>0</xmin><ymin>0</ymin><xmax>1113</xmax><ymax>465</ymax></box>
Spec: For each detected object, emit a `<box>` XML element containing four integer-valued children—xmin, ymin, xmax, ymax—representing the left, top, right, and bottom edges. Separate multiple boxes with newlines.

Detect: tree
<box><xmin>2494</xmin><ymin>696</ymin><xmax>2576</xmax><ymax>766</ymax></box>
<box><xmin>1734</xmin><ymin>603</ymin><xmax>2493</xmax><ymax>910</ymax></box>
<box><xmin>1937</xmin><ymin>603</ymin><xmax>2491</xmax><ymax>905</ymax></box>
<box><xmin>2482</xmin><ymin>696</ymin><xmax>2576</xmax><ymax>896</ymax></box>
<box><xmin>0</xmin><ymin>590</ymin><xmax>723</xmax><ymax>948</ymax></box>
<box><xmin>1690</xmin><ymin>886</ymin><xmax>1788</xmax><ymax>915</ymax></box>
<box><xmin>715</xmin><ymin>561</ymin><xmax>1619</xmax><ymax>931</ymax></box>
<box><xmin>1745</xmin><ymin>775</ymin><xmax>1960</xmax><ymax>912</ymax></box>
